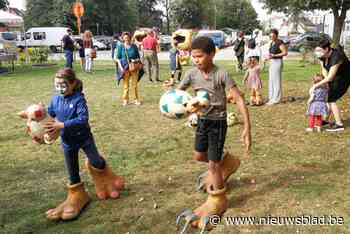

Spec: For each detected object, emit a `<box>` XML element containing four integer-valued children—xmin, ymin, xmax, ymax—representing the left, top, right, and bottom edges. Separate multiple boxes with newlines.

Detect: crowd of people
<box><xmin>233</xmin><ymin>28</ymin><xmax>350</xmax><ymax>132</ymax></box>
<box><xmin>61</xmin><ymin>26</ymin><xmax>350</xmax><ymax>134</ymax></box>
<box><xmin>20</xmin><ymin>25</ymin><xmax>349</xmax><ymax>233</ymax></box>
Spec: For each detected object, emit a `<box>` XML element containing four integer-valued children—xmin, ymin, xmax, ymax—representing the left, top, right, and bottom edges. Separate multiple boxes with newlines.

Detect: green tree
<box><xmin>158</xmin><ymin>0</ymin><xmax>173</xmax><ymax>34</ymax></box>
<box><xmin>216</xmin><ymin>0</ymin><xmax>260</xmax><ymax>33</ymax></box>
<box><xmin>24</xmin><ymin>0</ymin><xmax>161</xmax><ymax>35</ymax></box>
<box><xmin>0</xmin><ymin>0</ymin><xmax>8</xmax><ymax>9</ymax></box>
<box><xmin>260</xmin><ymin>0</ymin><xmax>350</xmax><ymax>47</ymax></box>
<box><xmin>171</xmin><ymin>0</ymin><xmax>259</xmax><ymax>31</ymax></box>
<box><xmin>24</xmin><ymin>0</ymin><xmax>75</xmax><ymax>29</ymax></box>
<box><xmin>171</xmin><ymin>0</ymin><xmax>209</xmax><ymax>28</ymax></box>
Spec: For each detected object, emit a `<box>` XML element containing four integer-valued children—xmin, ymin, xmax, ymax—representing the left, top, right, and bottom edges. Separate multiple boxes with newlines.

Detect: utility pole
<box><xmin>214</xmin><ymin>0</ymin><xmax>217</xmax><ymax>29</ymax></box>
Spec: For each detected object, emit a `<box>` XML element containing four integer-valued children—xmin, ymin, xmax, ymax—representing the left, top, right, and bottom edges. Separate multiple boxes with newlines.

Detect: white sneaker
<box><xmin>305</xmin><ymin>128</ymin><xmax>314</xmax><ymax>132</ymax></box>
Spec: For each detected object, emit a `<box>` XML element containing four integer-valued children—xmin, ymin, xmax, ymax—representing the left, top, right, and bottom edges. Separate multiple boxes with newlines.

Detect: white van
<box><xmin>17</xmin><ymin>27</ymin><xmax>70</xmax><ymax>52</ymax></box>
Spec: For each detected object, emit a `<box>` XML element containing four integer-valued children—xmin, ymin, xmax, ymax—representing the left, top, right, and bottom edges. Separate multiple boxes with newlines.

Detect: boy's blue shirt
<box><xmin>48</xmin><ymin>91</ymin><xmax>92</xmax><ymax>149</ymax></box>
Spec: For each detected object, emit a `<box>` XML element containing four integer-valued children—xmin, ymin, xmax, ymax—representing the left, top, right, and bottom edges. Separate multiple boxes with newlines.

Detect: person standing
<box><xmin>62</xmin><ymin>29</ymin><xmax>75</xmax><ymax>69</ymax></box>
<box><xmin>311</xmin><ymin>40</ymin><xmax>350</xmax><ymax>131</ymax></box>
<box><xmin>142</xmin><ymin>30</ymin><xmax>160</xmax><ymax>82</ymax></box>
<box><xmin>233</xmin><ymin>31</ymin><xmax>245</xmax><ymax>72</ymax></box>
<box><xmin>75</xmin><ymin>34</ymin><xmax>85</xmax><ymax>71</ymax></box>
<box><xmin>117</xmin><ymin>32</ymin><xmax>142</xmax><ymax>106</ymax></box>
<box><xmin>265</xmin><ymin>29</ymin><xmax>288</xmax><ymax>105</ymax></box>
<box><xmin>83</xmin><ymin>30</ymin><xmax>94</xmax><ymax>73</ymax></box>
<box><xmin>112</xmin><ymin>34</ymin><xmax>122</xmax><ymax>79</ymax></box>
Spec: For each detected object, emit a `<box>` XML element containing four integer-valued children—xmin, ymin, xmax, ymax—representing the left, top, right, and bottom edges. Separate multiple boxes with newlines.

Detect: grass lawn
<box><xmin>0</xmin><ymin>60</ymin><xmax>349</xmax><ymax>234</ymax></box>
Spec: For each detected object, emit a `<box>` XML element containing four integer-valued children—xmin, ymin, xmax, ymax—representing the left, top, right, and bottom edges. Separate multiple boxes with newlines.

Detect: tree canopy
<box><xmin>260</xmin><ymin>0</ymin><xmax>350</xmax><ymax>46</ymax></box>
<box><xmin>0</xmin><ymin>0</ymin><xmax>8</xmax><ymax>10</ymax></box>
<box><xmin>170</xmin><ymin>0</ymin><xmax>259</xmax><ymax>32</ymax></box>
<box><xmin>24</xmin><ymin>0</ymin><xmax>260</xmax><ymax>35</ymax></box>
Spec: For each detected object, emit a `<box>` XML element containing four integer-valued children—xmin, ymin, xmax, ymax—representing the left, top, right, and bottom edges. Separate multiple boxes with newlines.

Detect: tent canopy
<box><xmin>0</xmin><ymin>10</ymin><xmax>23</xmax><ymax>27</ymax></box>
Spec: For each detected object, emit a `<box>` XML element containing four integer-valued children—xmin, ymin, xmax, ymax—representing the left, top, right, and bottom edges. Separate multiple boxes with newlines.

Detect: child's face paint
<box><xmin>55</xmin><ymin>78</ymin><xmax>73</xmax><ymax>96</ymax></box>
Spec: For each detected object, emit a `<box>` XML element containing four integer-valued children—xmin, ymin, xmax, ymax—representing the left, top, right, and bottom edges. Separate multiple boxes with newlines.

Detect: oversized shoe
<box><xmin>46</xmin><ymin>182</ymin><xmax>91</xmax><ymax>221</ymax></box>
<box><xmin>197</xmin><ymin>152</ymin><xmax>241</xmax><ymax>192</ymax></box>
<box><xmin>85</xmin><ymin>161</ymin><xmax>125</xmax><ymax>200</ymax></box>
<box><xmin>176</xmin><ymin>186</ymin><xmax>228</xmax><ymax>233</ymax></box>
<box><xmin>255</xmin><ymin>94</ymin><xmax>263</xmax><ymax>106</ymax></box>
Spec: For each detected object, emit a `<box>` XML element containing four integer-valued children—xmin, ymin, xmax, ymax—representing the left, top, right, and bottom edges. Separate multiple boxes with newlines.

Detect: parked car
<box><xmin>73</xmin><ymin>36</ymin><xmax>108</xmax><ymax>51</ymax></box>
<box><xmin>92</xmin><ymin>39</ymin><xmax>107</xmax><ymax>50</ymax></box>
<box><xmin>160</xmin><ymin>34</ymin><xmax>172</xmax><ymax>51</ymax></box>
<box><xmin>220</xmin><ymin>27</ymin><xmax>238</xmax><ymax>43</ymax></box>
<box><xmin>288</xmin><ymin>32</ymin><xmax>332</xmax><ymax>52</ymax></box>
<box><xmin>196</xmin><ymin>30</ymin><xmax>226</xmax><ymax>48</ymax></box>
<box><xmin>94</xmin><ymin>36</ymin><xmax>112</xmax><ymax>50</ymax></box>
<box><xmin>0</xmin><ymin>31</ymin><xmax>18</xmax><ymax>54</ymax></box>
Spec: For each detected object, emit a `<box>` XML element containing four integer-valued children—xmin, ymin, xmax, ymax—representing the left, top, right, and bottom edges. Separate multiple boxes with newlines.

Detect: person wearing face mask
<box><xmin>42</xmin><ymin>68</ymin><xmax>125</xmax><ymax>221</ymax></box>
<box><xmin>311</xmin><ymin>39</ymin><xmax>350</xmax><ymax>132</ymax></box>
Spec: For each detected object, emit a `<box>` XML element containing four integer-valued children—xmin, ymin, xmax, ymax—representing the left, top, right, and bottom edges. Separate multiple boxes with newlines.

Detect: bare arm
<box><xmin>243</xmin><ymin>70</ymin><xmax>249</xmax><ymax>84</ymax></box>
<box><xmin>228</xmin><ymin>87</ymin><xmax>252</xmax><ymax>155</ymax></box>
<box><xmin>272</xmin><ymin>43</ymin><xmax>288</xmax><ymax>58</ymax></box>
<box><xmin>320</xmin><ymin>61</ymin><xmax>328</xmax><ymax>78</ymax></box>
<box><xmin>307</xmin><ymin>92</ymin><xmax>314</xmax><ymax>105</ymax></box>
<box><xmin>314</xmin><ymin>63</ymin><xmax>341</xmax><ymax>88</ymax></box>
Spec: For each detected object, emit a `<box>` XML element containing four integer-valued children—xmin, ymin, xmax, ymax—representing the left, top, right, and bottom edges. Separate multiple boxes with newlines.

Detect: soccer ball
<box><xmin>195</xmin><ymin>90</ymin><xmax>210</xmax><ymax>107</ymax></box>
<box><xmin>159</xmin><ymin>89</ymin><xmax>192</xmax><ymax>119</ymax></box>
<box><xmin>227</xmin><ymin>112</ymin><xmax>238</xmax><ymax>127</ymax></box>
<box><xmin>25</xmin><ymin>104</ymin><xmax>47</xmax><ymax>121</ymax></box>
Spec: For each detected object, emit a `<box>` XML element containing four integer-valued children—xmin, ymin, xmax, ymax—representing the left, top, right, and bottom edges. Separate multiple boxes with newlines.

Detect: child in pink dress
<box><xmin>243</xmin><ymin>56</ymin><xmax>263</xmax><ymax>105</ymax></box>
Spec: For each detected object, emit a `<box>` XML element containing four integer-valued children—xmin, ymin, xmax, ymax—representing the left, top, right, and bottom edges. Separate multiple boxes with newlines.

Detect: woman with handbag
<box><xmin>83</xmin><ymin>30</ymin><xmax>94</xmax><ymax>73</ymax></box>
<box><xmin>116</xmin><ymin>32</ymin><xmax>142</xmax><ymax>106</ymax></box>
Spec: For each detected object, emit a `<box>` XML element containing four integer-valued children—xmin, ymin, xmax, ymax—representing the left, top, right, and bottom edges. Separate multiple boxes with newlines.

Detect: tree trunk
<box><xmin>332</xmin><ymin>6</ymin><xmax>347</xmax><ymax>48</ymax></box>
<box><xmin>166</xmin><ymin>0</ymin><xmax>170</xmax><ymax>34</ymax></box>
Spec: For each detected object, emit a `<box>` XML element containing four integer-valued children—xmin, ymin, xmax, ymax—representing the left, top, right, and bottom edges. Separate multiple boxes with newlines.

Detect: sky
<box><xmin>251</xmin><ymin>0</ymin><xmax>269</xmax><ymax>21</ymax></box>
<box><xmin>7</xmin><ymin>0</ymin><xmax>270</xmax><ymax>21</ymax></box>
<box><xmin>8</xmin><ymin>0</ymin><xmax>25</xmax><ymax>10</ymax></box>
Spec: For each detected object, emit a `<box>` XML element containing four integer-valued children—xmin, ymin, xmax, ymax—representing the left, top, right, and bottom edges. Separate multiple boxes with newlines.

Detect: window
<box><xmin>33</xmin><ymin>32</ymin><xmax>46</xmax><ymax>40</ymax></box>
<box><xmin>25</xmin><ymin>32</ymin><xmax>31</xmax><ymax>39</ymax></box>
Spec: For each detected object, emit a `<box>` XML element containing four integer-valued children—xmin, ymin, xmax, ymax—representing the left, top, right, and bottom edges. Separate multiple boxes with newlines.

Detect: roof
<box><xmin>0</xmin><ymin>10</ymin><xmax>23</xmax><ymax>27</ymax></box>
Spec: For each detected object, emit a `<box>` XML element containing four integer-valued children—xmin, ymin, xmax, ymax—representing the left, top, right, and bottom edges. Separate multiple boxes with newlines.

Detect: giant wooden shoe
<box><xmin>85</xmin><ymin>161</ymin><xmax>125</xmax><ymax>199</ymax></box>
<box><xmin>46</xmin><ymin>182</ymin><xmax>90</xmax><ymax>221</ymax></box>
<box><xmin>197</xmin><ymin>152</ymin><xmax>240</xmax><ymax>192</ymax></box>
<box><xmin>176</xmin><ymin>186</ymin><xmax>228</xmax><ymax>233</ymax></box>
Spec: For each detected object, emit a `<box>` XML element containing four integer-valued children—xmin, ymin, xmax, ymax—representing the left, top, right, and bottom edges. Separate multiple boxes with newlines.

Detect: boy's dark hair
<box><xmin>56</xmin><ymin>68</ymin><xmax>83</xmax><ymax>92</ymax></box>
<box><xmin>191</xmin><ymin>36</ymin><xmax>216</xmax><ymax>54</ymax></box>
<box><xmin>319</xmin><ymin>39</ymin><xmax>331</xmax><ymax>49</ymax></box>
<box><xmin>270</xmin><ymin>28</ymin><xmax>279</xmax><ymax>36</ymax></box>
